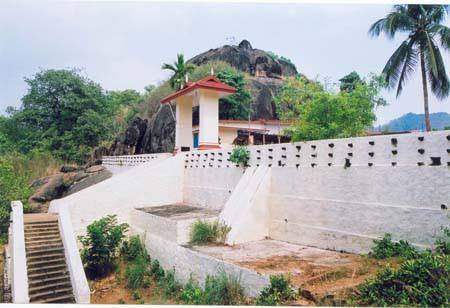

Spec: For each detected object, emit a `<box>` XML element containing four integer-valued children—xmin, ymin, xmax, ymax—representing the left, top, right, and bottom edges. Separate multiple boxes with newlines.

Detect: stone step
<box><xmin>29</xmin><ymin>281</ymin><xmax>72</xmax><ymax>294</ymax></box>
<box><xmin>25</xmin><ymin>237</ymin><xmax>62</xmax><ymax>246</ymax></box>
<box><xmin>25</xmin><ymin>232</ymin><xmax>61</xmax><ymax>242</ymax></box>
<box><xmin>24</xmin><ymin>224</ymin><xmax>59</xmax><ymax>231</ymax></box>
<box><xmin>27</xmin><ymin>263</ymin><xmax>67</xmax><ymax>275</ymax></box>
<box><xmin>24</xmin><ymin>229</ymin><xmax>60</xmax><ymax>236</ymax></box>
<box><xmin>24</xmin><ymin>219</ymin><xmax>58</xmax><ymax>225</ymax></box>
<box><xmin>35</xmin><ymin>293</ymin><xmax>74</xmax><ymax>304</ymax></box>
<box><xmin>29</xmin><ymin>287</ymin><xmax>73</xmax><ymax>302</ymax></box>
<box><xmin>28</xmin><ymin>268</ymin><xmax>69</xmax><ymax>280</ymax></box>
<box><xmin>27</xmin><ymin>252</ymin><xmax>65</xmax><ymax>262</ymax></box>
<box><xmin>26</xmin><ymin>243</ymin><xmax>64</xmax><ymax>252</ymax></box>
<box><xmin>26</xmin><ymin>246</ymin><xmax>64</xmax><ymax>257</ymax></box>
<box><xmin>28</xmin><ymin>274</ymin><xmax>71</xmax><ymax>288</ymax></box>
<box><xmin>27</xmin><ymin>257</ymin><xmax>66</xmax><ymax>268</ymax></box>
<box><xmin>24</xmin><ymin>227</ymin><xmax>59</xmax><ymax>234</ymax></box>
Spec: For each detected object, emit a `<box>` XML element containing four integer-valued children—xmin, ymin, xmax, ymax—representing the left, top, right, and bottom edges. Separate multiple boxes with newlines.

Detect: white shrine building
<box><xmin>160</xmin><ymin>75</ymin><xmax>291</xmax><ymax>151</ymax></box>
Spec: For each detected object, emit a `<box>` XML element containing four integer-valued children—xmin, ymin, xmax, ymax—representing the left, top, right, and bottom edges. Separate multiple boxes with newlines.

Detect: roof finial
<box><xmin>210</xmin><ymin>67</ymin><xmax>214</xmax><ymax>76</ymax></box>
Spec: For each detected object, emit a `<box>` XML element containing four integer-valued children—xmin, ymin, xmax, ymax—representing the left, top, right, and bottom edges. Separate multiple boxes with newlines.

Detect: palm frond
<box><xmin>430</xmin><ymin>24</ymin><xmax>450</xmax><ymax>51</ymax></box>
<box><xmin>423</xmin><ymin>36</ymin><xmax>450</xmax><ymax>99</ymax></box>
<box><xmin>382</xmin><ymin>39</ymin><xmax>416</xmax><ymax>90</ymax></box>
<box><xmin>161</xmin><ymin>63</ymin><xmax>176</xmax><ymax>72</ymax></box>
<box><xmin>396</xmin><ymin>39</ymin><xmax>418</xmax><ymax>97</ymax></box>
<box><xmin>424</xmin><ymin>5</ymin><xmax>449</xmax><ymax>24</ymax></box>
<box><xmin>368</xmin><ymin>6</ymin><xmax>416</xmax><ymax>38</ymax></box>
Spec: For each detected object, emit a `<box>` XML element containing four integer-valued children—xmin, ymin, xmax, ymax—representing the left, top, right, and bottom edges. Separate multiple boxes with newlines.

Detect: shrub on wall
<box><xmin>229</xmin><ymin>146</ymin><xmax>250</xmax><ymax>168</ymax></box>
<box><xmin>190</xmin><ymin>220</ymin><xmax>231</xmax><ymax>245</ymax></box>
<box><xmin>78</xmin><ymin>214</ymin><xmax>129</xmax><ymax>278</ymax></box>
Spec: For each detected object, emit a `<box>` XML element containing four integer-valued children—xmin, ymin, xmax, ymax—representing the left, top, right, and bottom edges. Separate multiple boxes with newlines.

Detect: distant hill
<box><xmin>382</xmin><ymin>112</ymin><xmax>450</xmax><ymax>132</ymax></box>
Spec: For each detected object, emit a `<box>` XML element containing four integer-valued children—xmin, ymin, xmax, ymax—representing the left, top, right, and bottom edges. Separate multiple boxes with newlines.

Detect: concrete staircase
<box><xmin>24</xmin><ymin>214</ymin><xmax>75</xmax><ymax>303</ymax></box>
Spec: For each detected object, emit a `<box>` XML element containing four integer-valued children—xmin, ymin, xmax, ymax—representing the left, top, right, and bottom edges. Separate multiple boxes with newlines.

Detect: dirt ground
<box><xmin>238</xmin><ymin>253</ymin><xmax>398</xmax><ymax>305</ymax></box>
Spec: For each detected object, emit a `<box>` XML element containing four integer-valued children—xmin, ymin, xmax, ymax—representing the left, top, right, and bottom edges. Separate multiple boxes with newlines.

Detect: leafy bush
<box><xmin>150</xmin><ymin>259</ymin><xmax>165</xmax><ymax>281</ymax></box>
<box><xmin>435</xmin><ymin>227</ymin><xmax>450</xmax><ymax>255</ymax></box>
<box><xmin>78</xmin><ymin>215</ymin><xmax>129</xmax><ymax>278</ymax></box>
<box><xmin>203</xmin><ymin>271</ymin><xmax>245</xmax><ymax>305</ymax></box>
<box><xmin>125</xmin><ymin>256</ymin><xmax>149</xmax><ymax>289</ymax></box>
<box><xmin>229</xmin><ymin>146</ymin><xmax>250</xmax><ymax>167</ymax></box>
<box><xmin>369</xmin><ymin>233</ymin><xmax>418</xmax><ymax>259</ymax></box>
<box><xmin>190</xmin><ymin>220</ymin><xmax>231</xmax><ymax>245</ymax></box>
<box><xmin>0</xmin><ymin>156</ymin><xmax>33</xmax><ymax>242</ymax></box>
<box><xmin>357</xmin><ymin>252</ymin><xmax>449</xmax><ymax>306</ymax></box>
<box><xmin>121</xmin><ymin>235</ymin><xmax>148</xmax><ymax>261</ymax></box>
<box><xmin>180</xmin><ymin>276</ymin><xmax>204</xmax><ymax>305</ymax></box>
<box><xmin>256</xmin><ymin>274</ymin><xmax>297</xmax><ymax>306</ymax></box>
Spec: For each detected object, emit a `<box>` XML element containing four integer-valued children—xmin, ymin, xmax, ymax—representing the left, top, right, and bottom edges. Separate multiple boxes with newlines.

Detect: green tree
<box><xmin>280</xmin><ymin>77</ymin><xmax>384</xmax><ymax>141</ymax></box>
<box><xmin>162</xmin><ymin>54</ymin><xmax>196</xmax><ymax>90</ymax></box>
<box><xmin>216</xmin><ymin>70</ymin><xmax>251</xmax><ymax>120</ymax></box>
<box><xmin>369</xmin><ymin>5</ymin><xmax>450</xmax><ymax>131</ymax></box>
<box><xmin>274</xmin><ymin>76</ymin><xmax>323</xmax><ymax>120</ymax></box>
<box><xmin>3</xmin><ymin>69</ymin><xmax>117</xmax><ymax>162</ymax></box>
<box><xmin>339</xmin><ymin>71</ymin><xmax>364</xmax><ymax>92</ymax></box>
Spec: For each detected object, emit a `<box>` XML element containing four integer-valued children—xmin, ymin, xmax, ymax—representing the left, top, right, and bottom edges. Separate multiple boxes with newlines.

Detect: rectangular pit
<box><xmin>131</xmin><ymin>204</ymin><xmax>219</xmax><ymax>244</ymax></box>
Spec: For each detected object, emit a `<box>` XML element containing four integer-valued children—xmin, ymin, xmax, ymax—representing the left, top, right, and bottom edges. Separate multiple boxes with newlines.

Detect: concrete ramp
<box><xmin>220</xmin><ymin>166</ymin><xmax>271</xmax><ymax>245</ymax></box>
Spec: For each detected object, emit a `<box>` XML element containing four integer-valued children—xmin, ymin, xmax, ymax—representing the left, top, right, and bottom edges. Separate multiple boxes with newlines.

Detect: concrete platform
<box><xmin>192</xmin><ymin>239</ymin><xmax>364</xmax><ymax>287</ymax></box>
<box><xmin>131</xmin><ymin>204</ymin><xmax>219</xmax><ymax>245</ymax></box>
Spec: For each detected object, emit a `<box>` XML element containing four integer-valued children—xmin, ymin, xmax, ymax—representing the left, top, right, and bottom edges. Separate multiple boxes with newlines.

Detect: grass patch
<box><xmin>190</xmin><ymin>220</ymin><xmax>231</xmax><ymax>245</ymax></box>
<box><xmin>125</xmin><ymin>256</ymin><xmax>149</xmax><ymax>289</ymax></box>
<box><xmin>203</xmin><ymin>271</ymin><xmax>245</xmax><ymax>305</ymax></box>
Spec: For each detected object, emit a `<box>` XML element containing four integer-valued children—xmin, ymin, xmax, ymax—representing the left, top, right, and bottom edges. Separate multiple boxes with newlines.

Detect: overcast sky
<box><xmin>1</xmin><ymin>1</ymin><xmax>449</xmax><ymax>125</ymax></box>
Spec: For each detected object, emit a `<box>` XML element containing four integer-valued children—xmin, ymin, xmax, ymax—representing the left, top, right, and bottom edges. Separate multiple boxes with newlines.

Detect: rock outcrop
<box><xmin>104</xmin><ymin>39</ymin><xmax>301</xmax><ymax>156</ymax></box>
<box><xmin>189</xmin><ymin>39</ymin><xmax>298</xmax><ymax>79</ymax></box>
<box><xmin>29</xmin><ymin>165</ymin><xmax>112</xmax><ymax>212</ymax></box>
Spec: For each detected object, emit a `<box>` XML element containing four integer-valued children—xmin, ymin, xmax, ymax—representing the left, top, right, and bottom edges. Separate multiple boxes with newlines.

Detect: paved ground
<box><xmin>136</xmin><ymin>204</ymin><xmax>219</xmax><ymax>221</ymax></box>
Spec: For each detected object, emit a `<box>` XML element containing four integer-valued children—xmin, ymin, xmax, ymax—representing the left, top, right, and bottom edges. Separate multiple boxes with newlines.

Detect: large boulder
<box><xmin>188</xmin><ymin>39</ymin><xmax>298</xmax><ymax>78</ymax></box>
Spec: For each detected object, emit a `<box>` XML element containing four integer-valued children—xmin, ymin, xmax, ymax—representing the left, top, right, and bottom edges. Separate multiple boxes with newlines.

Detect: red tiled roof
<box><xmin>160</xmin><ymin>75</ymin><xmax>236</xmax><ymax>104</ymax></box>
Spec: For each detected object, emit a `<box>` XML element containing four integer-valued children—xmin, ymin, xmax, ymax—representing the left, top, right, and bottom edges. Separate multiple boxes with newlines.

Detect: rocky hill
<box><xmin>105</xmin><ymin>40</ymin><xmax>301</xmax><ymax>156</ymax></box>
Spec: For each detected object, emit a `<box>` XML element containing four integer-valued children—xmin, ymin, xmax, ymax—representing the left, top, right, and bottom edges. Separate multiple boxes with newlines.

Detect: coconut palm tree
<box><xmin>162</xmin><ymin>54</ymin><xmax>196</xmax><ymax>90</ymax></box>
<box><xmin>369</xmin><ymin>5</ymin><xmax>450</xmax><ymax>131</ymax></box>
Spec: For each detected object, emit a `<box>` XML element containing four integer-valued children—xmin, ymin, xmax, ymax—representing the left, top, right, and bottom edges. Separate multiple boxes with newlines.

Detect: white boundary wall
<box><xmin>9</xmin><ymin>201</ymin><xmax>29</xmax><ymax>303</ymax></box>
<box><xmin>50</xmin><ymin>155</ymin><xmax>184</xmax><ymax>237</ymax></box>
<box><xmin>102</xmin><ymin>153</ymin><xmax>172</xmax><ymax>174</ymax></box>
<box><xmin>48</xmin><ymin>204</ymin><xmax>90</xmax><ymax>303</ymax></box>
<box><xmin>59</xmin><ymin>130</ymin><xmax>449</xmax><ymax>253</ymax></box>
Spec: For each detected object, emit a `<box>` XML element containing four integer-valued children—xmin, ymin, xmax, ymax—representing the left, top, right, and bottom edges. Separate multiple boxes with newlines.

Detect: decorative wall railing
<box><xmin>102</xmin><ymin>153</ymin><xmax>172</xmax><ymax>167</ymax></box>
<box><xmin>100</xmin><ymin>131</ymin><xmax>450</xmax><ymax>170</ymax></box>
<box><xmin>183</xmin><ymin>131</ymin><xmax>450</xmax><ymax>169</ymax></box>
